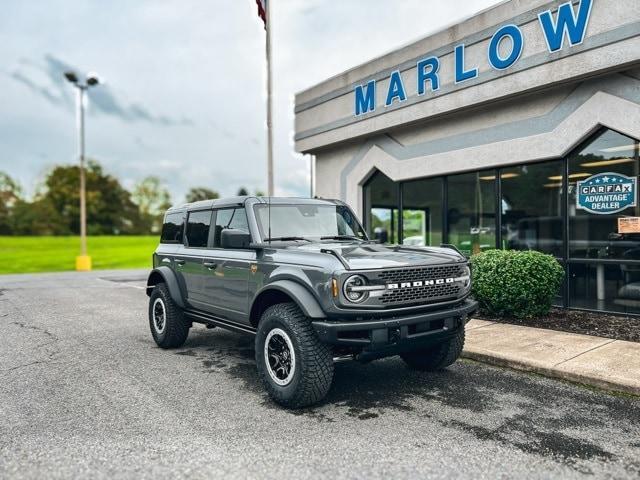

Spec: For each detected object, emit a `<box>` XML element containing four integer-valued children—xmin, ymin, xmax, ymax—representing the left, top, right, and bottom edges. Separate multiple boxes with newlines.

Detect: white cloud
<box><xmin>271</xmin><ymin>0</ymin><xmax>503</xmax><ymax>200</ymax></box>
<box><xmin>0</xmin><ymin>0</ymin><xmax>502</xmax><ymax>204</ymax></box>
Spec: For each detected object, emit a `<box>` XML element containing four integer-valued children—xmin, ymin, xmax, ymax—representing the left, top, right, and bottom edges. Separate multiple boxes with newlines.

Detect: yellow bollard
<box><xmin>75</xmin><ymin>255</ymin><xmax>92</xmax><ymax>271</ymax></box>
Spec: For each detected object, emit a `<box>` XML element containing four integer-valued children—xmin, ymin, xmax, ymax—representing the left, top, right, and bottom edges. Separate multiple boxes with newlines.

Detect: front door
<box><xmin>201</xmin><ymin>208</ymin><xmax>253</xmax><ymax>324</ymax></box>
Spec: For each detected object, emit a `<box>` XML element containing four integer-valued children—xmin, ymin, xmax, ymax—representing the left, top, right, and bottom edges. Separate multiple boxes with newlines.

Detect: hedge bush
<box><xmin>470</xmin><ymin>249</ymin><xmax>564</xmax><ymax>319</ymax></box>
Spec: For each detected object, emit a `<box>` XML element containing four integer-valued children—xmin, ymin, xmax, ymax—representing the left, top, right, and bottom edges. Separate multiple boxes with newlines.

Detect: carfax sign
<box><xmin>576</xmin><ymin>172</ymin><xmax>637</xmax><ymax>215</ymax></box>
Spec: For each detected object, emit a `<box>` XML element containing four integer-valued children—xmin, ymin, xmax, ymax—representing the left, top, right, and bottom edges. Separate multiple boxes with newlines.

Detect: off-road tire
<box><xmin>255</xmin><ymin>302</ymin><xmax>334</xmax><ymax>408</ymax></box>
<box><xmin>149</xmin><ymin>283</ymin><xmax>189</xmax><ymax>349</ymax></box>
<box><xmin>400</xmin><ymin>328</ymin><xmax>465</xmax><ymax>371</ymax></box>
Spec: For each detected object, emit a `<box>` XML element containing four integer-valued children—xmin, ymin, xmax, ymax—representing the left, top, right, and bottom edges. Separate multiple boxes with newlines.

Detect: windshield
<box><xmin>254</xmin><ymin>204</ymin><xmax>367</xmax><ymax>241</ymax></box>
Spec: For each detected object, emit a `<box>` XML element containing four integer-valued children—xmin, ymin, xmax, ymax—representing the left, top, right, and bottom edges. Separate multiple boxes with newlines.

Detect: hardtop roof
<box><xmin>166</xmin><ymin>196</ymin><xmax>343</xmax><ymax>213</ymax></box>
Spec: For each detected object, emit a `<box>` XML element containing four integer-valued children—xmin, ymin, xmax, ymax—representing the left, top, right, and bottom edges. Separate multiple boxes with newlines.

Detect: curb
<box><xmin>461</xmin><ymin>349</ymin><xmax>640</xmax><ymax>397</ymax></box>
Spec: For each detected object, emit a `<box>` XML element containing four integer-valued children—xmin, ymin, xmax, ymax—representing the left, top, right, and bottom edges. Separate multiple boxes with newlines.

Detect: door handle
<box><xmin>175</xmin><ymin>259</ymin><xmax>185</xmax><ymax>266</ymax></box>
<box><xmin>203</xmin><ymin>262</ymin><xmax>217</xmax><ymax>270</ymax></box>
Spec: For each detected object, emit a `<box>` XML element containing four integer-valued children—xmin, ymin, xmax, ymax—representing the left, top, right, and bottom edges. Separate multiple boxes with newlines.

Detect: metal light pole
<box><xmin>64</xmin><ymin>71</ymin><xmax>100</xmax><ymax>271</ymax></box>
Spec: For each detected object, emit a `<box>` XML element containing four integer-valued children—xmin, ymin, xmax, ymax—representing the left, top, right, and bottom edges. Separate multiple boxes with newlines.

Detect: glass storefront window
<box><xmin>447</xmin><ymin>170</ymin><xmax>496</xmax><ymax>256</ymax></box>
<box><xmin>501</xmin><ymin>160</ymin><xmax>564</xmax><ymax>257</ymax></box>
<box><xmin>401</xmin><ymin>178</ymin><xmax>443</xmax><ymax>246</ymax></box>
<box><xmin>568</xmin><ymin>262</ymin><xmax>640</xmax><ymax>315</ymax></box>
<box><xmin>568</xmin><ymin>130</ymin><xmax>640</xmax><ymax>260</ymax></box>
<box><xmin>360</xmin><ymin>129</ymin><xmax>640</xmax><ymax>315</ymax></box>
<box><xmin>363</xmin><ymin>171</ymin><xmax>399</xmax><ymax>243</ymax></box>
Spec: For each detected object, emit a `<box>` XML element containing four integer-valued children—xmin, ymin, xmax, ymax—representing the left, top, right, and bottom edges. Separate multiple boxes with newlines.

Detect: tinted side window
<box><xmin>213</xmin><ymin>208</ymin><xmax>249</xmax><ymax>247</ymax></box>
<box><xmin>160</xmin><ymin>212</ymin><xmax>184</xmax><ymax>244</ymax></box>
<box><xmin>185</xmin><ymin>210</ymin><xmax>212</xmax><ymax>248</ymax></box>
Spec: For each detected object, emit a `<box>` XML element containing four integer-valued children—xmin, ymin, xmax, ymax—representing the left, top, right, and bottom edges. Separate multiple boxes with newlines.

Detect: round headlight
<box><xmin>461</xmin><ymin>265</ymin><xmax>471</xmax><ymax>290</ymax></box>
<box><xmin>343</xmin><ymin>274</ymin><xmax>368</xmax><ymax>303</ymax></box>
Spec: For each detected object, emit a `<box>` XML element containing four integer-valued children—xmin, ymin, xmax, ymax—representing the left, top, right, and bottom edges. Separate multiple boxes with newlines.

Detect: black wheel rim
<box><xmin>152</xmin><ymin>298</ymin><xmax>166</xmax><ymax>333</ymax></box>
<box><xmin>264</xmin><ymin>328</ymin><xmax>295</xmax><ymax>386</ymax></box>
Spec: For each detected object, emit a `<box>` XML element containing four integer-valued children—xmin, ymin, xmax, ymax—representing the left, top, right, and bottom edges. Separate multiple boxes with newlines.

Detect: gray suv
<box><xmin>146</xmin><ymin>197</ymin><xmax>477</xmax><ymax>408</ymax></box>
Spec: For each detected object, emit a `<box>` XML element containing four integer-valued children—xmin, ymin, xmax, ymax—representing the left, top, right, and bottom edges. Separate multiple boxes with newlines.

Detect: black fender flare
<box><xmin>252</xmin><ymin>280</ymin><xmax>326</xmax><ymax>320</ymax></box>
<box><xmin>146</xmin><ymin>266</ymin><xmax>185</xmax><ymax>309</ymax></box>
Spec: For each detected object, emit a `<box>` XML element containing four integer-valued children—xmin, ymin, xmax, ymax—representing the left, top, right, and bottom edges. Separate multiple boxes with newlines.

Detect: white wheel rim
<box><xmin>152</xmin><ymin>298</ymin><xmax>166</xmax><ymax>334</ymax></box>
<box><xmin>264</xmin><ymin>328</ymin><xmax>296</xmax><ymax>386</ymax></box>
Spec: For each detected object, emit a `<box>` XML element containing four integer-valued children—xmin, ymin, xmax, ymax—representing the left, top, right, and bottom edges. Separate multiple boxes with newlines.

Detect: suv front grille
<box><xmin>377</xmin><ymin>264</ymin><xmax>466</xmax><ymax>306</ymax></box>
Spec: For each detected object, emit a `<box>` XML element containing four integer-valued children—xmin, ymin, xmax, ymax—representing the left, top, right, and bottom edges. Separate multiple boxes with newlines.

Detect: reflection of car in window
<box><xmin>403</xmin><ymin>235</ymin><xmax>424</xmax><ymax>246</ymax></box>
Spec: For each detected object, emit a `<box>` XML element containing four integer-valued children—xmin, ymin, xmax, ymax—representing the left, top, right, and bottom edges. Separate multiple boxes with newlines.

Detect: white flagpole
<box><xmin>265</xmin><ymin>0</ymin><xmax>274</xmax><ymax>196</ymax></box>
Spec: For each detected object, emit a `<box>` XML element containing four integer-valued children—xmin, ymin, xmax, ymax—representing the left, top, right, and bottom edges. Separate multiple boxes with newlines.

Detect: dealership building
<box><xmin>294</xmin><ymin>0</ymin><xmax>640</xmax><ymax>314</ymax></box>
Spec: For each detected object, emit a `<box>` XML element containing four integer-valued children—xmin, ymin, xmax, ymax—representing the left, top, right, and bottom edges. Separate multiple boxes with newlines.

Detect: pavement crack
<box><xmin>552</xmin><ymin>339</ymin><xmax>617</xmax><ymax>367</ymax></box>
<box><xmin>10</xmin><ymin>321</ymin><xmax>60</xmax><ymax>344</ymax></box>
<box><xmin>2</xmin><ymin>359</ymin><xmax>54</xmax><ymax>372</ymax></box>
<box><xmin>2</xmin><ymin>319</ymin><xmax>62</xmax><ymax>373</ymax></box>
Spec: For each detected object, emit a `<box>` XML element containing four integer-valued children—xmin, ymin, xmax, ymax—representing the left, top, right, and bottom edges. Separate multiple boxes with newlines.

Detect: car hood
<box><xmin>286</xmin><ymin>242</ymin><xmax>465</xmax><ymax>270</ymax></box>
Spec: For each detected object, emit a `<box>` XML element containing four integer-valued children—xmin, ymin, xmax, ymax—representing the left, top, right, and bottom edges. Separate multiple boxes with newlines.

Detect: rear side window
<box><xmin>185</xmin><ymin>210</ymin><xmax>212</xmax><ymax>248</ymax></box>
<box><xmin>213</xmin><ymin>208</ymin><xmax>249</xmax><ymax>247</ymax></box>
<box><xmin>160</xmin><ymin>212</ymin><xmax>184</xmax><ymax>244</ymax></box>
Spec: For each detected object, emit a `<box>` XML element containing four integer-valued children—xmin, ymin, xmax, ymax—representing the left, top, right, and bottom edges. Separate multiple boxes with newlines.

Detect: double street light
<box><xmin>64</xmin><ymin>71</ymin><xmax>100</xmax><ymax>271</ymax></box>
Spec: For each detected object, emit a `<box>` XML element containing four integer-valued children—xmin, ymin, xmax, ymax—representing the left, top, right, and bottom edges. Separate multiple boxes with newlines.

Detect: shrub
<box><xmin>470</xmin><ymin>249</ymin><xmax>564</xmax><ymax>319</ymax></box>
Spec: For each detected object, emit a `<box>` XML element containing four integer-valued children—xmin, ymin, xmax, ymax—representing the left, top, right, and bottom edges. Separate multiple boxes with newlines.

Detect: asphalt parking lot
<box><xmin>1</xmin><ymin>270</ymin><xmax>639</xmax><ymax>479</ymax></box>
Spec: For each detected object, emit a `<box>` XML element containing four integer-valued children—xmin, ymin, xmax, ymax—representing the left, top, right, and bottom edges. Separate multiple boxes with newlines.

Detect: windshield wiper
<box><xmin>320</xmin><ymin>235</ymin><xmax>366</xmax><ymax>242</ymax></box>
<box><xmin>263</xmin><ymin>236</ymin><xmax>312</xmax><ymax>242</ymax></box>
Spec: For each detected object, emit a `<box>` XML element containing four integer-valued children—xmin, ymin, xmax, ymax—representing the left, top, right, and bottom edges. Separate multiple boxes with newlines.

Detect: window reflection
<box><xmin>363</xmin><ymin>171</ymin><xmax>398</xmax><ymax>243</ymax></box>
<box><xmin>401</xmin><ymin>178</ymin><xmax>443</xmax><ymax>246</ymax></box>
<box><xmin>501</xmin><ymin>160</ymin><xmax>564</xmax><ymax>257</ymax></box>
<box><xmin>447</xmin><ymin>170</ymin><xmax>496</xmax><ymax>256</ymax></box>
<box><xmin>569</xmin><ymin>263</ymin><xmax>640</xmax><ymax>314</ymax></box>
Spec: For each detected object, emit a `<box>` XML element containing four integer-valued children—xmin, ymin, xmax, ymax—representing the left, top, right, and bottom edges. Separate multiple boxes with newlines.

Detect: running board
<box><xmin>184</xmin><ymin>310</ymin><xmax>256</xmax><ymax>336</ymax></box>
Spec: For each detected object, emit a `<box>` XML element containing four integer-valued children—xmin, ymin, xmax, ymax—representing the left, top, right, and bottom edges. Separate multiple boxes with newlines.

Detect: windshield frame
<box><xmin>252</xmin><ymin>203</ymin><xmax>369</xmax><ymax>242</ymax></box>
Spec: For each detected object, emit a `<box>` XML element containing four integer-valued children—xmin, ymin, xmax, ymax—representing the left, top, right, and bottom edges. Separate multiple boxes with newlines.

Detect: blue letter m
<box><xmin>538</xmin><ymin>0</ymin><xmax>592</xmax><ymax>52</ymax></box>
<box><xmin>355</xmin><ymin>80</ymin><xmax>376</xmax><ymax>115</ymax></box>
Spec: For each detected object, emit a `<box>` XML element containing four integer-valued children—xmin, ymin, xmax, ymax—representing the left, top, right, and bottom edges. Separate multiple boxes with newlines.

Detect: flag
<box><xmin>256</xmin><ymin>0</ymin><xmax>267</xmax><ymax>26</ymax></box>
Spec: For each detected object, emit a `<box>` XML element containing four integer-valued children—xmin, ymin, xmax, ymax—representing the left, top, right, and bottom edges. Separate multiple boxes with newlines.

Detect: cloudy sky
<box><xmin>0</xmin><ymin>0</ymin><xmax>501</xmax><ymax>203</ymax></box>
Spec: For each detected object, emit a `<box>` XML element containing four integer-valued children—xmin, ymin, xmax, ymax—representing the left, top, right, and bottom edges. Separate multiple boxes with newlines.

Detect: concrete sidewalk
<box><xmin>463</xmin><ymin>319</ymin><xmax>640</xmax><ymax>396</ymax></box>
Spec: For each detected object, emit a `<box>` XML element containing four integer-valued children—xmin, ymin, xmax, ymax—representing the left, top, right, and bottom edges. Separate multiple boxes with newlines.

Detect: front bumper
<box><xmin>312</xmin><ymin>299</ymin><xmax>478</xmax><ymax>360</ymax></box>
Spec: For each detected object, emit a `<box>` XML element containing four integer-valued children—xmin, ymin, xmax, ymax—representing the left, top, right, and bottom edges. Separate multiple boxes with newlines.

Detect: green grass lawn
<box><xmin>0</xmin><ymin>236</ymin><xmax>159</xmax><ymax>274</ymax></box>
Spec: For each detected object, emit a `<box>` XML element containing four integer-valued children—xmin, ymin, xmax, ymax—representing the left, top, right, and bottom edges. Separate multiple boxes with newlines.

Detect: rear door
<box><xmin>200</xmin><ymin>207</ymin><xmax>255</xmax><ymax>323</ymax></box>
<box><xmin>176</xmin><ymin>209</ymin><xmax>213</xmax><ymax>309</ymax></box>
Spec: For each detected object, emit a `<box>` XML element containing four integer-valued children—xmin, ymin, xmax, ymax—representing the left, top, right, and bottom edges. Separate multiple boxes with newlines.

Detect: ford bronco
<box><xmin>146</xmin><ymin>197</ymin><xmax>477</xmax><ymax>408</ymax></box>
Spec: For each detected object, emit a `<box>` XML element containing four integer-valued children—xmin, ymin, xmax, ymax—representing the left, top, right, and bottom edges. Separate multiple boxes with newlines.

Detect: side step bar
<box><xmin>184</xmin><ymin>310</ymin><xmax>256</xmax><ymax>336</ymax></box>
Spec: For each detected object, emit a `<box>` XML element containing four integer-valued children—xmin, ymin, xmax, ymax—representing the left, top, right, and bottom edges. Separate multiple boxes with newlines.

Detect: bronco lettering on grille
<box><xmin>386</xmin><ymin>277</ymin><xmax>456</xmax><ymax>290</ymax></box>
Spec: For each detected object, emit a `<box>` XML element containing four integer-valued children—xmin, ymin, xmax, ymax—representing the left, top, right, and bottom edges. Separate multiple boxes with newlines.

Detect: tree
<box><xmin>132</xmin><ymin>176</ymin><xmax>172</xmax><ymax>233</ymax></box>
<box><xmin>0</xmin><ymin>172</ymin><xmax>22</xmax><ymax>234</ymax></box>
<box><xmin>186</xmin><ymin>187</ymin><xmax>219</xmax><ymax>203</ymax></box>
<box><xmin>236</xmin><ymin>187</ymin><xmax>267</xmax><ymax>197</ymax></box>
<box><xmin>0</xmin><ymin>172</ymin><xmax>22</xmax><ymax>205</ymax></box>
<box><xmin>40</xmin><ymin>160</ymin><xmax>143</xmax><ymax>235</ymax></box>
<box><xmin>10</xmin><ymin>198</ymin><xmax>69</xmax><ymax>235</ymax></box>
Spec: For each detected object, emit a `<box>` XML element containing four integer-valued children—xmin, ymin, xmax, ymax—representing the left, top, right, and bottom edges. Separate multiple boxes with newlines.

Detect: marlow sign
<box><xmin>577</xmin><ymin>172</ymin><xmax>637</xmax><ymax>215</ymax></box>
<box><xmin>354</xmin><ymin>0</ymin><xmax>593</xmax><ymax>116</ymax></box>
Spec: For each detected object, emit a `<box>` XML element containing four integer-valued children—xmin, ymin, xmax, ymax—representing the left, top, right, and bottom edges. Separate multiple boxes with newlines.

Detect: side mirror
<box><xmin>220</xmin><ymin>229</ymin><xmax>252</xmax><ymax>249</ymax></box>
